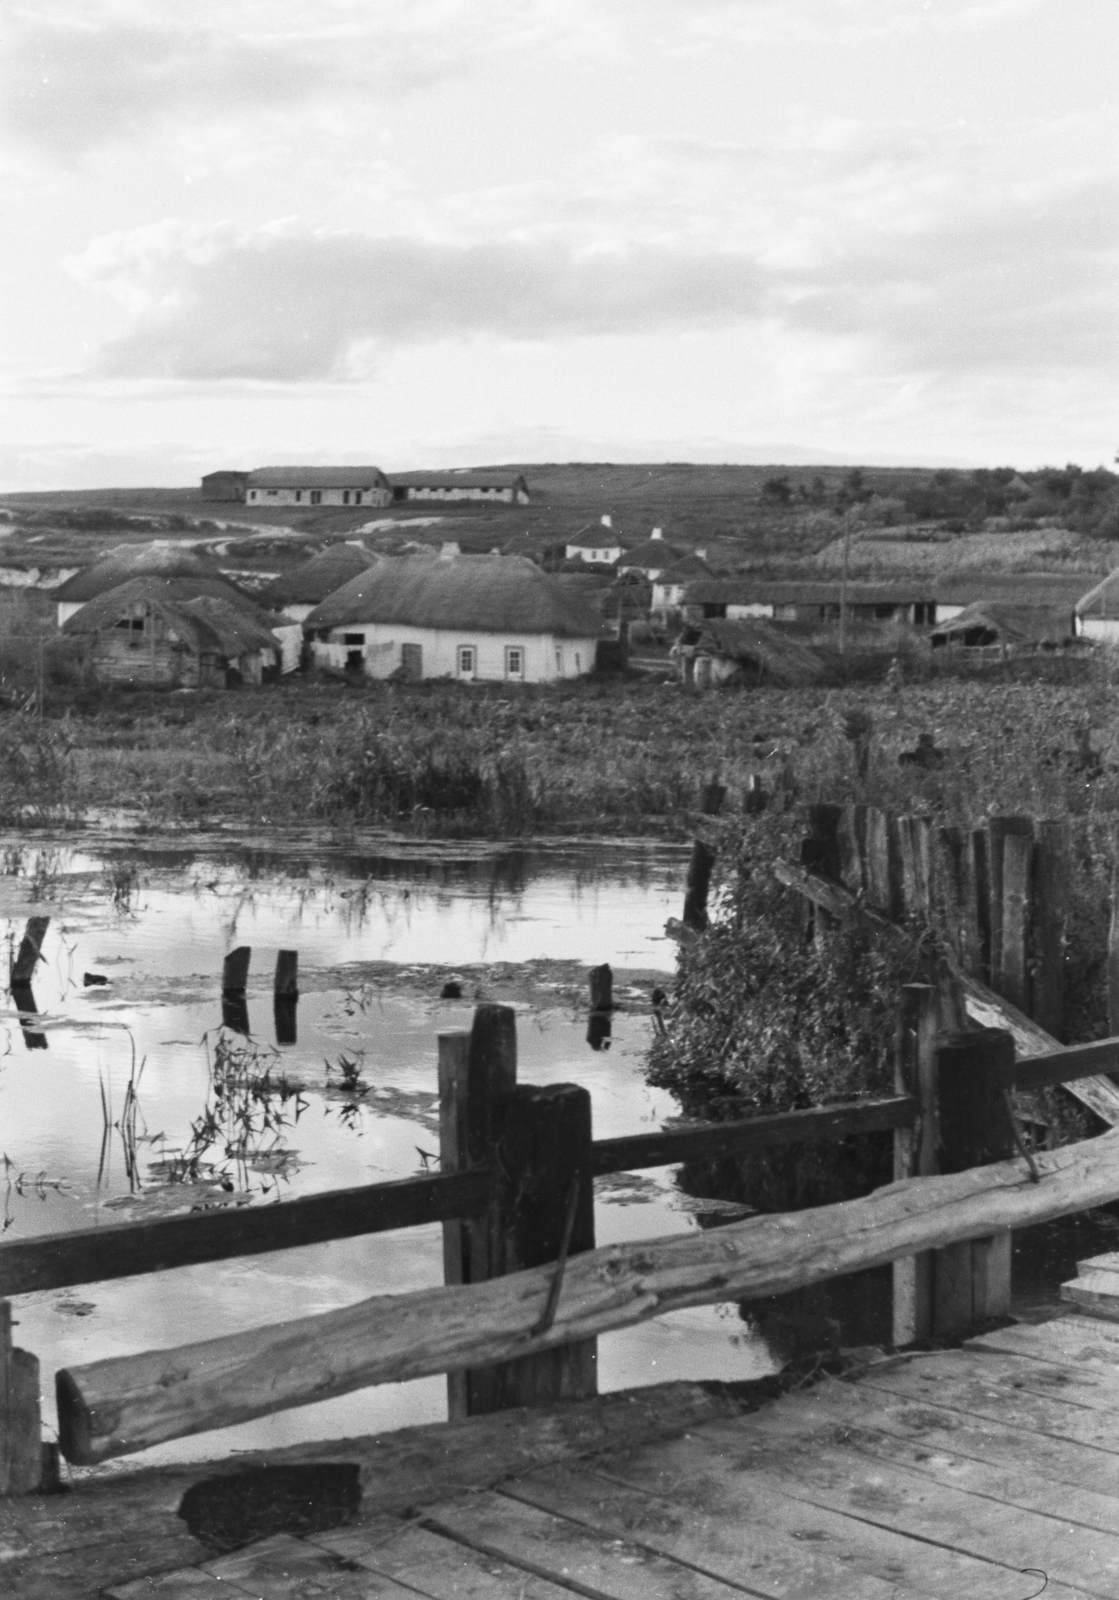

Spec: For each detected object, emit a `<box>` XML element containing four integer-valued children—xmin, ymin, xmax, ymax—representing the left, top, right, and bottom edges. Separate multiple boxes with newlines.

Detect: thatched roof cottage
<box><xmin>53</xmin><ymin>542</ymin><xmax>254</xmax><ymax>627</ymax></box>
<box><xmin>259</xmin><ymin>544</ymin><xmax>379</xmax><ymax>622</ymax></box>
<box><xmin>304</xmin><ymin>555</ymin><xmax>604</xmax><ymax>682</ymax></box>
<box><xmin>62</xmin><ymin>578</ymin><xmax>282</xmax><ymax>688</ymax></box>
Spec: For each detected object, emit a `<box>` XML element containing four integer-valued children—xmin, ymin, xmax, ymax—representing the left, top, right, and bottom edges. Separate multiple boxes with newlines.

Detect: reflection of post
<box><xmin>221</xmin><ymin>996</ymin><xmax>250</xmax><ymax>1036</ymax></box>
<box><xmin>10</xmin><ymin>983</ymin><xmax>47</xmax><ymax>1050</ymax></box>
<box><xmin>585</xmin><ymin>1011</ymin><xmax>612</xmax><ymax>1051</ymax></box>
<box><xmin>273</xmin><ymin>950</ymin><xmax>298</xmax><ymax>1046</ymax></box>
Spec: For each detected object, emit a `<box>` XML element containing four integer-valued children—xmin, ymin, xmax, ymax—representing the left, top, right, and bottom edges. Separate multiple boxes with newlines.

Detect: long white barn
<box><xmin>304</xmin><ymin>555</ymin><xmax>603</xmax><ymax>683</ymax></box>
<box><xmin>245</xmin><ymin>467</ymin><xmax>392</xmax><ymax>508</ymax></box>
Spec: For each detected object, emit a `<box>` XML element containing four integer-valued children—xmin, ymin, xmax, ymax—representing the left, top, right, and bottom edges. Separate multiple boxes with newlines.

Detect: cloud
<box><xmin>0</xmin><ymin>1</ymin><xmax>614</xmax><ymax>161</ymax></box>
<box><xmin>70</xmin><ymin>222</ymin><xmax>772</xmax><ymax>380</ymax></box>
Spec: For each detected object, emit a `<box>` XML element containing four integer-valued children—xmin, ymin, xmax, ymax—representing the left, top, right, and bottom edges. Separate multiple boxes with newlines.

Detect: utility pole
<box><xmin>838</xmin><ymin>509</ymin><xmax>854</xmax><ymax>654</ymax></box>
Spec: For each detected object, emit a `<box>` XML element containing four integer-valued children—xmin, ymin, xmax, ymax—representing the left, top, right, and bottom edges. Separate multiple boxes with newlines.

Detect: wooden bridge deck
<box><xmin>10</xmin><ymin>1314</ymin><xmax>1119</xmax><ymax>1598</ymax></box>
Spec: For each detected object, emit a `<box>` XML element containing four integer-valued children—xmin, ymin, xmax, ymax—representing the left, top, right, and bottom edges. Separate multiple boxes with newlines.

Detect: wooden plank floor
<box><xmin>13</xmin><ymin>1319</ymin><xmax>1119</xmax><ymax>1597</ymax></box>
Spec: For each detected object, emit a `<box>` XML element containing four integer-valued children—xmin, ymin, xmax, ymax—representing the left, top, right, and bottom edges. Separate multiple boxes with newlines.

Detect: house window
<box><xmin>311</xmin><ymin>490</ymin><xmax>322</xmax><ymax>505</ymax></box>
<box><xmin>505</xmin><ymin>645</ymin><xmax>524</xmax><ymax>679</ymax></box>
<box><xmin>457</xmin><ymin>645</ymin><xmax>476</xmax><ymax>678</ymax></box>
<box><xmin>248</xmin><ymin>491</ymin><xmax>257</xmax><ymax>501</ymax></box>
<box><xmin>574</xmin><ymin>652</ymin><xmax>581</xmax><ymax>671</ymax></box>
<box><xmin>295</xmin><ymin>490</ymin><xmax>302</xmax><ymax>502</ymax></box>
<box><xmin>343</xmin><ymin>491</ymin><xmax>351</xmax><ymax>505</ymax></box>
<box><xmin>343</xmin><ymin>633</ymin><xmax>364</xmax><ymax>646</ymax></box>
<box><xmin>554</xmin><ymin>648</ymin><xmax>564</xmax><ymax>677</ymax></box>
<box><xmin>267</xmin><ymin>489</ymin><xmax>278</xmax><ymax>497</ymax></box>
<box><xmin>355</xmin><ymin>490</ymin><xmax>362</xmax><ymax>504</ymax></box>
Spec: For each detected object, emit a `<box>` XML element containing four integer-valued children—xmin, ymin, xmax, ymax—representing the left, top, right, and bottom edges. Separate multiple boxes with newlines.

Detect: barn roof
<box><xmin>684</xmin><ymin>573</ymin><xmax>1092</xmax><ymax>609</ymax></box>
<box><xmin>52</xmin><ymin>542</ymin><xmax>250</xmax><ymax>605</ymax></box>
<box><xmin>259</xmin><ymin>544</ymin><xmax>379</xmax><ymax>607</ymax></box>
<box><xmin>687</xmin><ymin>620</ymin><xmax>825</xmax><ymax>685</ymax></box>
<box><xmin>655</xmin><ymin>553</ymin><xmax>714</xmax><ymax>583</ymax></box>
<box><xmin>247</xmin><ymin>466</ymin><xmax>389</xmax><ymax>489</ymax></box>
<box><xmin>391</xmin><ymin>470</ymin><xmax>528</xmax><ymax>490</ymax></box>
<box><xmin>61</xmin><ymin>579</ymin><xmax>280</xmax><ymax>657</ymax></box>
<box><xmin>930</xmin><ymin>601</ymin><xmax>1074</xmax><ymax>646</ymax></box>
<box><xmin>305</xmin><ymin>555</ymin><xmax>604</xmax><ymax>637</ymax></box>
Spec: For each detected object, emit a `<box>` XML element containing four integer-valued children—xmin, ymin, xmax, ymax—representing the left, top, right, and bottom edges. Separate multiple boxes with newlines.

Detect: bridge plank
<box><xmin>314</xmin><ymin>1522</ymin><xmax>579</xmax><ymax>1600</ymax></box>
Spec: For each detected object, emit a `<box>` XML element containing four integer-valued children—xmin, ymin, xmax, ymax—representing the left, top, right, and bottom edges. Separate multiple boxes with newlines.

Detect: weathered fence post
<box><xmin>274</xmin><ymin>950</ymin><xmax>298</xmax><ymax>1045</ymax></box>
<box><xmin>932</xmin><ymin>1028</ymin><xmax>1016</xmax><ymax>1339</ymax></box>
<box><xmin>681</xmin><ymin>779</ymin><xmax>726</xmax><ymax>932</ymax></box>
<box><xmin>491</xmin><ymin>1083</ymin><xmax>597</xmax><ymax>1407</ymax></box>
<box><xmin>892</xmin><ymin>984</ymin><xmax>938</xmax><ymax>1345</ymax></box>
<box><xmin>438</xmin><ymin>1005</ymin><xmax>516</xmax><ymax>1419</ymax></box>
<box><xmin>988</xmin><ymin>815</ymin><xmax>1034</xmax><ymax>1004</ymax></box>
<box><xmin>1033</xmin><ymin>819</ymin><xmax>1068</xmax><ymax>1041</ymax></box>
<box><xmin>1109</xmin><ymin>852</ymin><xmax>1119</xmax><ymax>1039</ymax></box>
<box><xmin>1</xmin><ymin>1300</ymin><xmax>54</xmax><ymax>1494</ymax></box>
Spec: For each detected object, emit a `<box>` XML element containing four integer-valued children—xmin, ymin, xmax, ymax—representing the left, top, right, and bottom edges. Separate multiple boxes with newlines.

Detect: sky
<box><xmin>1</xmin><ymin>0</ymin><xmax>1117</xmax><ymax>488</ymax></box>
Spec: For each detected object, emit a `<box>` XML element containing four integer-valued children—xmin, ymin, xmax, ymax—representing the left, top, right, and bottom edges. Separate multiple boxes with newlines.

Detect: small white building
<box><xmin>565</xmin><ymin>516</ymin><xmax>623</xmax><ymax>566</ymax></box>
<box><xmin>390</xmin><ymin>471</ymin><xmax>530</xmax><ymax>505</ymax></box>
<box><xmin>245</xmin><ymin>467</ymin><xmax>392</xmax><ymax>508</ymax></box>
<box><xmin>617</xmin><ymin>529</ymin><xmax>682</xmax><ymax>582</ymax></box>
<box><xmin>1076</xmin><ymin>570</ymin><xmax>1119</xmax><ymax>643</ymax></box>
<box><xmin>304</xmin><ymin>554</ymin><xmax>603</xmax><ymax>683</ymax></box>
<box><xmin>258</xmin><ymin>543</ymin><xmax>379</xmax><ymax>623</ymax></box>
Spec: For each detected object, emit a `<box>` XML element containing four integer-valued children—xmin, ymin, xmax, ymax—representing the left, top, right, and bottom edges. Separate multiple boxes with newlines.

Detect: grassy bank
<box><xmin>3</xmin><ymin>650</ymin><xmax>1119</xmax><ymax>836</ymax></box>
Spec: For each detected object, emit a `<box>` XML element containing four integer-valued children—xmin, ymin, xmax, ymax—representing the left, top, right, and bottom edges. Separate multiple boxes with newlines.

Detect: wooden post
<box><xmin>588</xmin><ymin>964</ymin><xmax>613</xmax><ymax>1013</ymax></box>
<box><xmin>932</xmin><ymin>1029</ymin><xmax>1017</xmax><ymax>1339</ymax></box>
<box><xmin>1033</xmin><ymin>819</ymin><xmax>1068</xmax><ymax>1040</ymax></box>
<box><xmin>274</xmin><ymin>951</ymin><xmax>298</xmax><ymax>997</ymax></box>
<box><xmin>1109</xmin><ymin>852</ymin><xmax>1119</xmax><ymax>1039</ymax></box>
<box><xmin>273</xmin><ymin>950</ymin><xmax>298</xmax><ymax>1045</ymax></box>
<box><xmin>489</xmin><ymin>1083</ymin><xmax>597</xmax><ymax>1408</ymax></box>
<box><xmin>972</xmin><ymin>826</ymin><xmax>992</xmax><ymax>983</ymax></box>
<box><xmin>836</xmin><ymin>803</ymin><xmax>866</xmax><ymax>895</ymax></box>
<box><xmin>998</xmin><ymin>830</ymin><xmax>1034</xmax><ymax>1015</ymax></box>
<box><xmin>892</xmin><ymin>815</ymin><xmax>931</xmax><ymax>920</ymax></box>
<box><xmin>864</xmin><ymin>807</ymin><xmax>893</xmax><ymax>915</ymax></box>
<box><xmin>892</xmin><ymin>985</ymin><xmax>938</xmax><ymax>1345</ymax></box>
<box><xmin>1</xmin><ymin>1300</ymin><xmax>51</xmax><ymax>1494</ymax></box>
<box><xmin>681</xmin><ymin>780</ymin><xmax>726</xmax><ymax>932</ymax></box>
<box><xmin>934</xmin><ymin>825</ymin><xmax>981</xmax><ymax>976</ymax></box>
<box><xmin>987</xmin><ymin>815</ymin><xmax>1033</xmax><ymax>1002</ymax></box>
<box><xmin>10</xmin><ymin>917</ymin><xmax>49</xmax><ymax>984</ymax></box>
<box><xmin>222</xmin><ymin>946</ymin><xmax>251</xmax><ymax>994</ymax></box>
<box><xmin>438</xmin><ymin>1006</ymin><xmax>517</xmax><ymax>1420</ymax></box>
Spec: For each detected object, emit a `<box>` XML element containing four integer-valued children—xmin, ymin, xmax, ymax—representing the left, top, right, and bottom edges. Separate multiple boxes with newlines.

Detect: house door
<box><xmin>400</xmin><ymin>642</ymin><xmax>423</xmax><ymax>682</ymax></box>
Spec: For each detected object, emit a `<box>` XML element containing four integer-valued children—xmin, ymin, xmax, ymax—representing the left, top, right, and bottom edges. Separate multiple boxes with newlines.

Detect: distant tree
<box><xmin>762</xmin><ymin>475</ymin><xmax>793</xmax><ymax>505</ymax></box>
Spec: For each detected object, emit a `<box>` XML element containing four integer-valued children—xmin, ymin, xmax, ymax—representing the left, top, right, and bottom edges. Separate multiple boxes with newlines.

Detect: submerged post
<box><xmin>1</xmin><ymin>1300</ymin><xmax>54</xmax><ymax>1494</ymax></box>
<box><xmin>10</xmin><ymin>917</ymin><xmax>49</xmax><ymax>985</ymax></box>
<box><xmin>222</xmin><ymin>946</ymin><xmax>251</xmax><ymax>995</ymax></box>
<box><xmin>892</xmin><ymin>984</ymin><xmax>937</xmax><ymax>1345</ymax></box>
<box><xmin>274</xmin><ymin>950</ymin><xmax>299</xmax><ymax>1045</ymax></box>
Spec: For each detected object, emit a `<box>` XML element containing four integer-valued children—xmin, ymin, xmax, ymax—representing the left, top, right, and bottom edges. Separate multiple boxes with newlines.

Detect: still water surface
<box><xmin>0</xmin><ymin>832</ymin><xmax>777</xmax><ymax>1472</ymax></box>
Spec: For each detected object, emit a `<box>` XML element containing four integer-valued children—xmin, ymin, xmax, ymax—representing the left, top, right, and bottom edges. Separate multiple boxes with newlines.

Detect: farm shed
<box><xmin>53</xmin><ymin>542</ymin><xmax>259</xmax><ymax>627</ymax></box>
<box><xmin>304</xmin><ymin>554</ymin><xmax>603</xmax><ymax>682</ymax></box>
<box><xmin>932</xmin><ymin>573</ymin><xmax>1090</xmax><ymax>624</ymax></box>
<box><xmin>62</xmin><ymin>580</ymin><xmax>282</xmax><ymax>688</ymax></box>
<box><xmin>1074</xmin><ymin>570</ymin><xmax>1119</xmax><ymax>642</ymax></box>
<box><xmin>258</xmin><ymin>544</ymin><xmax>379</xmax><ymax>622</ymax></box>
<box><xmin>684</xmin><ymin>579</ymin><xmax>936</xmax><ymax>626</ymax></box>
<box><xmin>200</xmin><ymin>470</ymin><xmax>248</xmax><ymax>502</ymax></box>
<box><xmin>674</xmin><ymin>619</ymin><xmax>825</xmax><ymax>688</ymax></box>
<box><xmin>245</xmin><ymin>467</ymin><xmax>392</xmax><ymax>508</ymax></box>
<box><xmin>390</xmin><ymin>471</ymin><xmax>530</xmax><ymax>505</ymax></box>
<box><xmin>930</xmin><ymin>601</ymin><xmax>1075</xmax><ymax>651</ymax></box>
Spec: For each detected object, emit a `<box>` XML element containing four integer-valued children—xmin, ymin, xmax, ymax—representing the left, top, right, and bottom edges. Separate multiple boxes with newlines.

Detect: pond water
<box><xmin>0</xmin><ymin>830</ymin><xmax>779</xmax><ymax>1475</ymax></box>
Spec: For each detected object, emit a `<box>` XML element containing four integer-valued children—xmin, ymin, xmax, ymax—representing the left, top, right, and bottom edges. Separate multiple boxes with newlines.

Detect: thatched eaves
<box><xmin>259</xmin><ymin>545</ymin><xmax>379</xmax><ymax>608</ymax></box>
<box><xmin>53</xmin><ymin>542</ymin><xmax>259</xmax><ymax>607</ymax></box>
<box><xmin>305</xmin><ymin>555</ymin><xmax>604</xmax><ymax>638</ymax></box>
<box><xmin>686</xmin><ymin>619</ymin><xmax>825</xmax><ymax>685</ymax></box>
<box><xmin>62</xmin><ymin>578</ymin><xmax>281</xmax><ymax>655</ymax></box>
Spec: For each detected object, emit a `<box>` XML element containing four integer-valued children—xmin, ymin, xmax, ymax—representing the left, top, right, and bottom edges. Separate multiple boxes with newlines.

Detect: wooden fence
<box><xmin>4</xmin><ymin>993</ymin><xmax>1119</xmax><ymax>1492</ymax></box>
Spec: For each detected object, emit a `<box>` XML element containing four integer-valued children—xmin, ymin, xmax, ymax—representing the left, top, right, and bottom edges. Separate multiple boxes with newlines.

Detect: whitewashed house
<box><xmin>565</xmin><ymin>516</ymin><xmax>623</xmax><ymax>565</ymax></box>
<box><xmin>245</xmin><ymin>467</ymin><xmax>392</xmax><ymax>508</ymax></box>
<box><xmin>53</xmin><ymin>542</ymin><xmax>249</xmax><ymax>627</ymax></box>
<box><xmin>1076</xmin><ymin>571</ymin><xmax>1119</xmax><ymax>642</ymax></box>
<box><xmin>304</xmin><ymin>554</ymin><xmax>603</xmax><ymax>682</ymax></box>
<box><xmin>617</xmin><ymin>529</ymin><xmax>682</xmax><ymax>581</ymax></box>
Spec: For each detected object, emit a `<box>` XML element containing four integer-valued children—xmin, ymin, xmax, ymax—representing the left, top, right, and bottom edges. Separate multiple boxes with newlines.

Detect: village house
<box><xmin>565</xmin><ymin>517</ymin><xmax>624</xmax><ymax>566</ymax></box>
<box><xmin>245</xmin><ymin>467</ymin><xmax>392</xmax><ymax>508</ymax></box>
<box><xmin>673</xmin><ymin>619</ymin><xmax>825</xmax><ymax>689</ymax></box>
<box><xmin>650</xmin><ymin>552</ymin><xmax>715</xmax><ymax>618</ymax></box>
<box><xmin>52</xmin><ymin>542</ymin><xmax>261</xmax><ymax>627</ymax></box>
<box><xmin>617</xmin><ymin>529</ymin><xmax>683</xmax><ymax>581</ymax></box>
<box><xmin>683</xmin><ymin>578</ymin><xmax>938</xmax><ymax>626</ymax></box>
<box><xmin>258</xmin><ymin>543</ymin><xmax>379</xmax><ymax>623</ymax></box>
<box><xmin>62</xmin><ymin>579</ymin><xmax>281</xmax><ymax>688</ymax></box>
<box><xmin>390</xmin><ymin>471</ymin><xmax>530</xmax><ymax>505</ymax></box>
<box><xmin>303</xmin><ymin>554</ymin><xmax>604</xmax><ymax>682</ymax></box>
